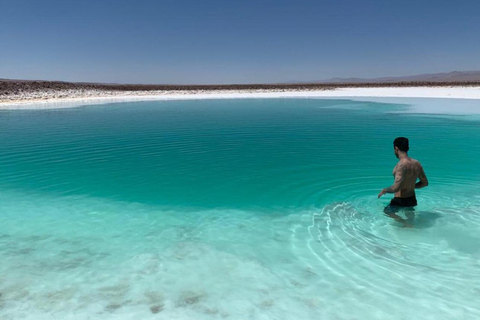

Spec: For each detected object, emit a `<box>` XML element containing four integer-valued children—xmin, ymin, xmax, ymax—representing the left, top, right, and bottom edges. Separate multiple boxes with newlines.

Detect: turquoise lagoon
<box><xmin>0</xmin><ymin>98</ymin><xmax>479</xmax><ymax>319</ymax></box>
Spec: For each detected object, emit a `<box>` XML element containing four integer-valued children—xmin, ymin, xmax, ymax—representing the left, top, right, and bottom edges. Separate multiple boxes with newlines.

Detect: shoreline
<box><xmin>1</xmin><ymin>86</ymin><xmax>480</xmax><ymax>111</ymax></box>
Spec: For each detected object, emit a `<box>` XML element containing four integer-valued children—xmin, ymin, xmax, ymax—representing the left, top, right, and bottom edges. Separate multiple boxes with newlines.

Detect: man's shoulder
<box><xmin>410</xmin><ymin>158</ymin><xmax>421</xmax><ymax>165</ymax></box>
<box><xmin>409</xmin><ymin>158</ymin><xmax>424</xmax><ymax>169</ymax></box>
<box><xmin>399</xmin><ymin>158</ymin><xmax>423</xmax><ymax>168</ymax></box>
<box><xmin>398</xmin><ymin>158</ymin><xmax>412</xmax><ymax>165</ymax></box>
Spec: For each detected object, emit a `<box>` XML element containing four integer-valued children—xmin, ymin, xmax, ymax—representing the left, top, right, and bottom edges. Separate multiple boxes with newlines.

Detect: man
<box><xmin>378</xmin><ymin>137</ymin><xmax>428</xmax><ymax>225</ymax></box>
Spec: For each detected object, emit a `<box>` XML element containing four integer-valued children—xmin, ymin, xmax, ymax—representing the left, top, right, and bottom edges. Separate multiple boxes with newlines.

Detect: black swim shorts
<box><xmin>388</xmin><ymin>195</ymin><xmax>417</xmax><ymax>207</ymax></box>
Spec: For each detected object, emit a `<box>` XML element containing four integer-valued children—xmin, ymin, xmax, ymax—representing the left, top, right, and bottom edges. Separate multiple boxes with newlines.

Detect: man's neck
<box><xmin>398</xmin><ymin>151</ymin><xmax>408</xmax><ymax>160</ymax></box>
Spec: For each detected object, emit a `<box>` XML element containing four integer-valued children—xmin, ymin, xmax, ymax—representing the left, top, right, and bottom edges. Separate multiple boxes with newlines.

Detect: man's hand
<box><xmin>378</xmin><ymin>189</ymin><xmax>387</xmax><ymax>198</ymax></box>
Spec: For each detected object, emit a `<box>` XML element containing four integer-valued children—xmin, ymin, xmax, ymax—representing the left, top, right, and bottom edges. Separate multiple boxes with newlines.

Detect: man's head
<box><xmin>393</xmin><ymin>137</ymin><xmax>409</xmax><ymax>158</ymax></box>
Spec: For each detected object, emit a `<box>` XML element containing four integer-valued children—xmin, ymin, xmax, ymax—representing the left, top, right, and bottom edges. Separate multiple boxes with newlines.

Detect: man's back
<box><xmin>392</xmin><ymin>157</ymin><xmax>427</xmax><ymax>198</ymax></box>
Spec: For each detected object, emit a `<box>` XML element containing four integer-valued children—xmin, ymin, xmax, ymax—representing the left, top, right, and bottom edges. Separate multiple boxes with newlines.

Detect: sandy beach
<box><xmin>1</xmin><ymin>80</ymin><xmax>480</xmax><ymax>111</ymax></box>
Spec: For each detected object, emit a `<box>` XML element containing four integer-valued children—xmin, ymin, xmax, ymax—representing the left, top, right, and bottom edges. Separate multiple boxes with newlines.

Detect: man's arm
<box><xmin>415</xmin><ymin>166</ymin><xmax>428</xmax><ymax>189</ymax></box>
<box><xmin>378</xmin><ymin>164</ymin><xmax>405</xmax><ymax>198</ymax></box>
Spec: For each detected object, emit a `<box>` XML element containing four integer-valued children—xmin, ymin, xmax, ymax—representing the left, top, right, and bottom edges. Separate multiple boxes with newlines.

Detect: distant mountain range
<box><xmin>2</xmin><ymin>71</ymin><xmax>480</xmax><ymax>86</ymax></box>
<box><xmin>319</xmin><ymin>71</ymin><xmax>480</xmax><ymax>83</ymax></box>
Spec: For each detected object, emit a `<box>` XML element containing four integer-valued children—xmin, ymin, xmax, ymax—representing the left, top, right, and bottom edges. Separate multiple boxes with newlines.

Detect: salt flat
<box><xmin>1</xmin><ymin>86</ymin><xmax>480</xmax><ymax>113</ymax></box>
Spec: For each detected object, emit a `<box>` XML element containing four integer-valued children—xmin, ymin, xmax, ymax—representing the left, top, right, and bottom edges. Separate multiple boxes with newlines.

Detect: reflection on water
<box><xmin>383</xmin><ymin>207</ymin><xmax>442</xmax><ymax>229</ymax></box>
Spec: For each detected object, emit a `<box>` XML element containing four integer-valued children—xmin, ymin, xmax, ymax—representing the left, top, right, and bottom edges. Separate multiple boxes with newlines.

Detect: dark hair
<box><xmin>394</xmin><ymin>137</ymin><xmax>409</xmax><ymax>152</ymax></box>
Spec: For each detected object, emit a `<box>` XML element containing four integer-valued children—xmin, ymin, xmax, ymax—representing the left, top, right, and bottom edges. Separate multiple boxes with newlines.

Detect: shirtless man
<box><xmin>378</xmin><ymin>137</ymin><xmax>428</xmax><ymax>224</ymax></box>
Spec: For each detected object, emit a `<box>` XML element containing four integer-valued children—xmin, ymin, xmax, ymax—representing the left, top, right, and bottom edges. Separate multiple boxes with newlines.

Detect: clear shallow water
<box><xmin>0</xmin><ymin>98</ymin><xmax>479</xmax><ymax>319</ymax></box>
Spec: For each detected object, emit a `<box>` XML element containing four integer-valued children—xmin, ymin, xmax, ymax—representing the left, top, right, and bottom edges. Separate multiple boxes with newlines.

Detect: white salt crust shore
<box><xmin>1</xmin><ymin>86</ymin><xmax>480</xmax><ymax>114</ymax></box>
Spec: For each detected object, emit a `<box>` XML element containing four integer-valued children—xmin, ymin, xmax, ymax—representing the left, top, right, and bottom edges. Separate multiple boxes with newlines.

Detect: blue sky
<box><xmin>1</xmin><ymin>0</ymin><xmax>479</xmax><ymax>84</ymax></box>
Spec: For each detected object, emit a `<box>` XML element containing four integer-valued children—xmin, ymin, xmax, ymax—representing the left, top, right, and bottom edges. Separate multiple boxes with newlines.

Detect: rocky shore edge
<box><xmin>2</xmin><ymin>79</ymin><xmax>480</xmax><ymax>103</ymax></box>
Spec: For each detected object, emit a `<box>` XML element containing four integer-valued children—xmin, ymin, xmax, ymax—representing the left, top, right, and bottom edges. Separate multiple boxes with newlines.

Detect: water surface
<box><xmin>1</xmin><ymin>98</ymin><xmax>479</xmax><ymax>319</ymax></box>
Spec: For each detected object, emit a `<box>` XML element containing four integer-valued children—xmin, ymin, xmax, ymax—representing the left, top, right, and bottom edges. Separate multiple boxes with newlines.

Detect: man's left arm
<box><xmin>378</xmin><ymin>164</ymin><xmax>405</xmax><ymax>198</ymax></box>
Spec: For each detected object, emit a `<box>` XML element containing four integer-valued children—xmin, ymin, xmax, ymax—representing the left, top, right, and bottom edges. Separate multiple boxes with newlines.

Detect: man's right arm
<box><xmin>415</xmin><ymin>165</ymin><xmax>428</xmax><ymax>189</ymax></box>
